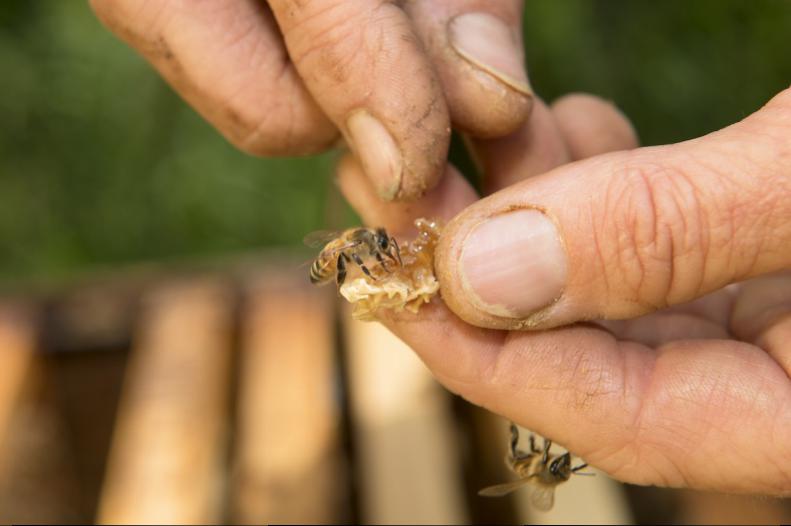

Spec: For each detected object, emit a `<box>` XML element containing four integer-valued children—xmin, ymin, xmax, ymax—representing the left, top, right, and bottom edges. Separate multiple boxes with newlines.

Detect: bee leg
<box><xmin>374</xmin><ymin>251</ymin><xmax>391</xmax><ymax>274</ymax></box>
<box><xmin>336</xmin><ymin>253</ymin><xmax>348</xmax><ymax>286</ymax></box>
<box><xmin>529</xmin><ymin>433</ymin><xmax>540</xmax><ymax>454</ymax></box>
<box><xmin>541</xmin><ymin>438</ymin><xmax>552</xmax><ymax>465</ymax></box>
<box><xmin>382</xmin><ymin>238</ymin><xmax>400</xmax><ymax>266</ymax></box>
<box><xmin>509</xmin><ymin>423</ymin><xmax>519</xmax><ymax>459</ymax></box>
<box><xmin>351</xmin><ymin>253</ymin><xmax>376</xmax><ymax>280</ymax></box>
<box><xmin>508</xmin><ymin>423</ymin><xmax>531</xmax><ymax>461</ymax></box>
<box><xmin>390</xmin><ymin>238</ymin><xmax>403</xmax><ymax>266</ymax></box>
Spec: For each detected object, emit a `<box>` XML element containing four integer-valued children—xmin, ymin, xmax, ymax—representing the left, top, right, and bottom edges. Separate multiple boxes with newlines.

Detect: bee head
<box><xmin>375</xmin><ymin>228</ymin><xmax>390</xmax><ymax>250</ymax></box>
<box><xmin>549</xmin><ymin>453</ymin><xmax>572</xmax><ymax>481</ymax></box>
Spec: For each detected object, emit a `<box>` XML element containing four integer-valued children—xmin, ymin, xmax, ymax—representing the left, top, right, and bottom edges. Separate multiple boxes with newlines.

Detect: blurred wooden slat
<box><xmin>41</xmin><ymin>278</ymin><xmax>134</xmax><ymax>507</ymax></box>
<box><xmin>621</xmin><ymin>484</ymin><xmax>681</xmax><ymax>524</ymax></box>
<box><xmin>457</xmin><ymin>407</ymin><xmax>519</xmax><ymax>524</ymax></box>
<box><xmin>45</xmin><ymin>281</ymin><xmax>139</xmax><ymax>352</ymax></box>
<box><xmin>0</xmin><ymin>305</ymin><xmax>36</xmax><ymax>458</ymax></box>
<box><xmin>0</xmin><ymin>304</ymin><xmax>87</xmax><ymax>522</ymax></box>
<box><xmin>97</xmin><ymin>280</ymin><xmax>234</xmax><ymax>524</ymax></box>
<box><xmin>679</xmin><ymin>489</ymin><xmax>791</xmax><ymax>525</ymax></box>
<box><xmin>344</xmin><ymin>314</ymin><xmax>468</xmax><ymax>524</ymax></box>
<box><xmin>46</xmin><ymin>348</ymin><xmax>129</xmax><ymax>519</ymax></box>
<box><xmin>230</xmin><ymin>273</ymin><xmax>345</xmax><ymax>524</ymax></box>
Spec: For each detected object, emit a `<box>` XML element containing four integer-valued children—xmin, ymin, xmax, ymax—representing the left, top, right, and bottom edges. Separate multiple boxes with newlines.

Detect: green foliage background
<box><xmin>1</xmin><ymin>1</ymin><xmax>789</xmax><ymax>283</ymax></box>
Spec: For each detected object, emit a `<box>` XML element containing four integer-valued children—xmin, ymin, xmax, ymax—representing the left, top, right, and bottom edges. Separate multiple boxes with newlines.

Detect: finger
<box><xmin>597</xmin><ymin>288</ymin><xmax>737</xmax><ymax>347</ymax></box>
<box><xmin>338</xmin><ymin>150</ymin><xmax>791</xmax><ymax>494</ymax></box>
<box><xmin>551</xmin><ymin>93</ymin><xmax>639</xmax><ymax>160</ymax></box>
<box><xmin>269</xmin><ymin>0</ymin><xmax>450</xmax><ymax>201</ymax></box>
<box><xmin>90</xmin><ymin>0</ymin><xmax>338</xmax><ymax>156</ymax></box>
<box><xmin>404</xmin><ymin>0</ymin><xmax>532</xmax><ymax>138</ymax></box>
<box><xmin>472</xmin><ymin>93</ymin><xmax>637</xmax><ymax>195</ymax></box>
<box><xmin>472</xmin><ymin>99</ymin><xmax>571</xmax><ymax>194</ymax></box>
<box><xmin>435</xmin><ymin>88</ymin><xmax>791</xmax><ymax>330</ymax></box>
<box><xmin>730</xmin><ymin>271</ymin><xmax>791</xmax><ymax>369</ymax></box>
<box><xmin>598</xmin><ymin>313</ymin><xmax>730</xmax><ymax>348</ymax></box>
<box><xmin>661</xmin><ymin>287</ymin><xmax>736</xmax><ymax>327</ymax></box>
<box><xmin>389</xmin><ymin>316</ymin><xmax>791</xmax><ymax>494</ymax></box>
<box><xmin>336</xmin><ymin>154</ymin><xmax>477</xmax><ymax>238</ymax></box>
<box><xmin>759</xmin><ymin>314</ymin><xmax>791</xmax><ymax>368</ymax></box>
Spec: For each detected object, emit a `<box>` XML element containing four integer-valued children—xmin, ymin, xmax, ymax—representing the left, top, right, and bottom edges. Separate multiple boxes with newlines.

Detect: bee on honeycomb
<box><xmin>306</xmin><ymin>218</ymin><xmax>441</xmax><ymax>321</ymax></box>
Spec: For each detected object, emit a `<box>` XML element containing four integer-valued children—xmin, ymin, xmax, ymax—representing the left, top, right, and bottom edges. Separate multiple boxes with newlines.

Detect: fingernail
<box><xmin>460</xmin><ymin>209</ymin><xmax>567</xmax><ymax>319</ymax></box>
<box><xmin>448</xmin><ymin>13</ymin><xmax>532</xmax><ymax>96</ymax></box>
<box><xmin>346</xmin><ymin>110</ymin><xmax>402</xmax><ymax>200</ymax></box>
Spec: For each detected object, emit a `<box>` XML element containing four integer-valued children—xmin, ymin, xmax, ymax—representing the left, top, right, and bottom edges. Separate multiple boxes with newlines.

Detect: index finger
<box><xmin>270</xmin><ymin>0</ymin><xmax>451</xmax><ymax>200</ymax></box>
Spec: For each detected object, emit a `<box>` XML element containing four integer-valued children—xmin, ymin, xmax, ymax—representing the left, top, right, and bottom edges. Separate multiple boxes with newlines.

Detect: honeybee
<box><xmin>479</xmin><ymin>424</ymin><xmax>591</xmax><ymax>511</ymax></box>
<box><xmin>305</xmin><ymin>227</ymin><xmax>402</xmax><ymax>286</ymax></box>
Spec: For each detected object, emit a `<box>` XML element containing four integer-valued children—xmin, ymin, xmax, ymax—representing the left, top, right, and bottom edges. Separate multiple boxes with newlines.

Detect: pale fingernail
<box><xmin>448</xmin><ymin>13</ymin><xmax>532</xmax><ymax>96</ymax></box>
<box><xmin>346</xmin><ymin>110</ymin><xmax>402</xmax><ymax>200</ymax></box>
<box><xmin>460</xmin><ymin>209</ymin><xmax>567</xmax><ymax>318</ymax></box>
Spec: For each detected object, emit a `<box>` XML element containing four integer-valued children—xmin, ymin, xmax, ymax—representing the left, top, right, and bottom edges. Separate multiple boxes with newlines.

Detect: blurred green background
<box><xmin>1</xmin><ymin>0</ymin><xmax>789</xmax><ymax>284</ymax></box>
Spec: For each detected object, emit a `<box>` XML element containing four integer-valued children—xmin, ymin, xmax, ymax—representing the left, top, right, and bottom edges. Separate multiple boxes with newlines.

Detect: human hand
<box><xmin>337</xmin><ymin>89</ymin><xmax>791</xmax><ymax>495</ymax></box>
<box><xmin>90</xmin><ymin>0</ymin><xmax>533</xmax><ymax>200</ymax></box>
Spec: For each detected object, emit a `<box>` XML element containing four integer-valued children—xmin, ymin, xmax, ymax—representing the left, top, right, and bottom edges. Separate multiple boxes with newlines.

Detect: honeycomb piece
<box><xmin>340</xmin><ymin>218</ymin><xmax>441</xmax><ymax>321</ymax></box>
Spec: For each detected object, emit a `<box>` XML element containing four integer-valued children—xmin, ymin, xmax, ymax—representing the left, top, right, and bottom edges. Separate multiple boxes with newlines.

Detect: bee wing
<box><xmin>296</xmin><ymin>257</ymin><xmax>315</xmax><ymax>270</ymax></box>
<box><xmin>526</xmin><ymin>483</ymin><xmax>556</xmax><ymax>511</ymax></box>
<box><xmin>303</xmin><ymin>229</ymin><xmax>344</xmax><ymax>248</ymax></box>
<box><xmin>478</xmin><ymin>477</ymin><xmax>534</xmax><ymax>498</ymax></box>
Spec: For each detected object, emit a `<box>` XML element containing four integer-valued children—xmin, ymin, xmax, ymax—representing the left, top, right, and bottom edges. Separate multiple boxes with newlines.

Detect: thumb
<box><xmin>437</xmin><ymin>89</ymin><xmax>791</xmax><ymax>330</ymax></box>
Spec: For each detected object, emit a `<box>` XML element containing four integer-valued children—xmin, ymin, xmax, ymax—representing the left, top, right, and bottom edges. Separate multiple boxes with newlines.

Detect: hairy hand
<box><xmin>338</xmin><ymin>89</ymin><xmax>791</xmax><ymax>495</ymax></box>
<box><xmin>90</xmin><ymin>0</ymin><xmax>532</xmax><ymax>200</ymax></box>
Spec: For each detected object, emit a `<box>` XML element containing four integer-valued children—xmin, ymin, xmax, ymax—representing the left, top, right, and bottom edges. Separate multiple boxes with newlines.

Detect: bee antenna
<box><xmin>390</xmin><ymin>237</ymin><xmax>403</xmax><ymax>266</ymax></box>
<box><xmin>572</xmin><ymin>463</ymin><xmax>594</xmax><ymax>475</ymax></box>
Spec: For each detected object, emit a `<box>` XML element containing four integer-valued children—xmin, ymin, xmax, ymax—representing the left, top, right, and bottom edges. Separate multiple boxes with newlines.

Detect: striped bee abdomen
<box><xmin>309</xmin><ymin>257</ymin><xmax>332</xmax><ymax>284</ymax></box>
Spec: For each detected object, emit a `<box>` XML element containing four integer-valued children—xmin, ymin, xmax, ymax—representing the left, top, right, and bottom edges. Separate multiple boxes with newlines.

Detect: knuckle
<box><xmin>284</xmin><ymin>2</ymin><xmax>360</xmax><ymax>67</ymax></box>
<box><xmin>210</xmin><ymin>70</ymin><xmax>338</xmax><ymax>156</ymax></box>
<box><xmin>763</xmin><ymin>85</ymin><xmax>791</xmax><ymax>114</ymax></box>
<box><xmin>284</xmin><ymin>1</ymin><xmax>395</xmax><ymax>86</ymax></box>
<box><xmin>225</xmin><ymin>102</ymin><xmax>337</xmax><ymax>157</ymax></box>
<box><xmin>598</xmin><ymin>158</ymin><xmax>709</xmax><ymax>309</ymax></box>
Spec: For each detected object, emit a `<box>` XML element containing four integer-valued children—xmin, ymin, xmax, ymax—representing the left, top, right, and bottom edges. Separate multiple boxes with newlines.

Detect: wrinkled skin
<box><xmin>90</xmin><ymin>0</ymin><xmax>531</xmax><ymax>199</ymax></box>
<box><xmin>338</xmin><ymin>90</ymin><xmax>791</xmax><ymax>496</ymax></box>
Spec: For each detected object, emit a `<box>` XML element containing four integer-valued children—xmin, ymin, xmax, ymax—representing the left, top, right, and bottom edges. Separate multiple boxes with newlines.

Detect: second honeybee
<box><xmin>478</xmin><ymin>424</ymin><xmax>590</xmax><ymax>510</ymax></box>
